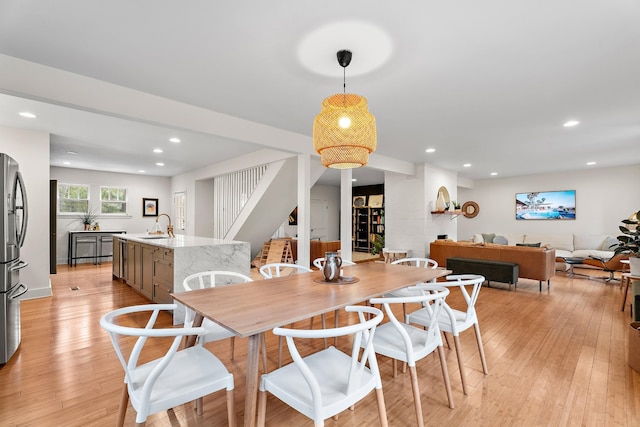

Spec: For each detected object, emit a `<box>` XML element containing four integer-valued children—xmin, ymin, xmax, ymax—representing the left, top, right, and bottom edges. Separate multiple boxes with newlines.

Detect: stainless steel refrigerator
<box><xmin>0</xmin><ymin>153</ymin><xmax>28</xmax><ymax>364</ymax></box>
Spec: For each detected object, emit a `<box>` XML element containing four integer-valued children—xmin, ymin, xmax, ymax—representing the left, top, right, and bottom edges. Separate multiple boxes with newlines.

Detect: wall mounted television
<box><xmin>515</xmin><ymin>190</ymin><xmax>576</xmax><ymax>220</ymax></box>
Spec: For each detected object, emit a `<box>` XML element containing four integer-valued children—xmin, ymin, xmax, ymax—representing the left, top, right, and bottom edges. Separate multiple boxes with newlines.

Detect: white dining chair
<box><xmin>100</xmin><ymin>304</ymin><xmax>236</xmax><ymax>427</ymax></box>
<box><xmin>183</xmin><ymin>270</ymin><xmax>268</xmax><ymax>372</ymax></box>
<box><xmin>369</xmin><ymin>286</ymin><xmax>454</xmax><ymax>427</ymax></box>
<box><xmin>258</xmin><ymin>262</ymin><xmax>312</xmax><ymax>279</ymax></box>
<box><xmin>257</xmin><ymin>305</ymin><xmax>387</xmax><ymax>427</ymax></box>
<box><xmin>259</xmin><ymin>262</ymin><xmax>319</xmax><ymax>367</ymax></box>
<box><xmin>312</xmin><ymin>257</ymin><xmax>356</xmax><ymax>270</ymax></box>
<box><xmin>406</xmin><ymin>274</ymin><xmax>488</xmax><ymax>395</ymax></box>
<box><xmin>386</xmin><ymin>257</ymin><xmax>439</xmax><ymax>318</ymax></box>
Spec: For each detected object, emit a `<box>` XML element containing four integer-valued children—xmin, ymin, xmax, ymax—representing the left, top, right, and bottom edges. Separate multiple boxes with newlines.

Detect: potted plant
<box><xmin>77</xmin><ymin>208</ymin><xmax>99</xmax><ymax>230</ymax></box>
<box><xmin>614</xmin><ymin>210</ymin><xmax>640</xmax><ymax>275</ymax></box>
<box><xmin>371</xmin><ymin>234</ymin><xmax>385</xmax><ymax>257</ymax></box>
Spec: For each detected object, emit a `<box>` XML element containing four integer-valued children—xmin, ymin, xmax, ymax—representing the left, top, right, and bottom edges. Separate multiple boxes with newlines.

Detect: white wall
<box><xmin>50</xmin><ymin>167</ymin><xmax>171</xmax><ymax>264</ymax></box>
<box><xmin>0</xmin><ymin>127</ymin><xmax>50</xmax><ymax>299</ymax></box>
<box><xmin>425</xmin><ymin>164</ymin><xmax>459</xmax><ymax>244</ymax></box>
<box><xmin>282</xmin><ymin>184</ymin><xmax>341</xmax><ymax>241</ymax></box>
<box><xmin>384</xmin><ymin>166</ymin><xmax>427</xmax><ymax>257</ymax></box>
<box><xmin>384</xmin><ymin>164</ymin><xmax>460</xmax><ymax>258</ymax></box>
<box><xmin>457</xmin><ymin>164</ymin><xmax>640</xmax><ymax>241</ymax></box>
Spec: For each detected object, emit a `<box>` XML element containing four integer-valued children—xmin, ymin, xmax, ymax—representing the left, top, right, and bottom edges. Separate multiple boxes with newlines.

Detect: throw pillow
<box><xmin>516</xmin><ymin>242</ymin><xmax>541</xmax><ymax>247</ymax></box>
<box><xmin>493</xmin><ymin>235</ymin><xmax>508</xmax><ymax>245</ymax></box>
<box><xmin>481</xmin><ymin>233</ymin><xmax>496</xmax><ymax>244</ymax></box>
<box><xmin>601</xmin><ymin>236</ymin><xmax>620</xmax><ymax>251</ymax></box>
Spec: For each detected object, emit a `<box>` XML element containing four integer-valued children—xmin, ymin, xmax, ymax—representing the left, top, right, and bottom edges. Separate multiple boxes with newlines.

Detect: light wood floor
<box><xmin>1</xmin><ymin>264</ymin><xmax>639</xmax><ymax>426</ymax></box>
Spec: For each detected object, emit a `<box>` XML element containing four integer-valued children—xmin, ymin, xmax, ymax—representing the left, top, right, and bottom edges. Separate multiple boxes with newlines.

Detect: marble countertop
<box><xmin>115</xmin><ymin>233</ymin><xmax>246</xmax><ymax>249</ymax></box>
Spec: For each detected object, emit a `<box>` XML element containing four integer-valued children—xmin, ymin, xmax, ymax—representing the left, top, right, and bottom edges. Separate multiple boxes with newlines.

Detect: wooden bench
<box><xmin>446</xmin><ymin>257</ymin><xmax>519</xmax><ymax>290</ymax></box>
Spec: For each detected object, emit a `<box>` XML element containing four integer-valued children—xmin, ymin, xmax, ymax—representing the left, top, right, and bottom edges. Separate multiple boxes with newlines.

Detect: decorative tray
<box><xmin>313</xmin><ymin>276</ymin><xmax>360</xmax><ymax>285</ymax></box>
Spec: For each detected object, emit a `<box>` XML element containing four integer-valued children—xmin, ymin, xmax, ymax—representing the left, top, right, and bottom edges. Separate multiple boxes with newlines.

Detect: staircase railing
<box><xmin>212</xmin><ymin>165</ymin><xmax>268</xmax><ymax>239</ymax></box>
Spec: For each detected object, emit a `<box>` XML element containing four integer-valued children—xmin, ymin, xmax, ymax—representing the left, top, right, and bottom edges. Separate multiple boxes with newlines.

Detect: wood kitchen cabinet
<box><xmin>123</xmin><ymin>241</ymin><xmax>164</xmax><ymax>301</ymax></box>
<box><xmin>152</xmin><ymin>247</ymin><xmax>174</xmax><ymax>304</ymax></box>
<box><xmin>125</xmin><ymin>241</ymin><xmax>141</xmax><ymax>290</ymax></box>
<box><xmin>140</xmin><ymin>243</ymin><xmax>154</xmax><ymax>300</ymax></box>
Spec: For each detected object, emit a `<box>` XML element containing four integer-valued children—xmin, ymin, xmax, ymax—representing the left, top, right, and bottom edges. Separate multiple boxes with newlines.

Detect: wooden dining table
<box><xmin>172</xmin><ymin>261</ymin><xmax>450</xmax><ymax>427</ymax></box>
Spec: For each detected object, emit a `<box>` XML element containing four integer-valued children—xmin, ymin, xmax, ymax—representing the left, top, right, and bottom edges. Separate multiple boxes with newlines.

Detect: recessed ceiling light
<box><xmin>563</xmin><ymin>120</ymin><xmax>580</xmax><ymax>127</ymax></box>
<box><xmin>153</xmin><ymin>148</ymin><xmax>163</xmax><ymax>153</ymax></box>
<box><xmin>156</xmin><ymin>162</ymin><xmax>165</xmax><ymax>166</ymax></box>
<box><xmin>19</xmin><ymin>112</ymin><xmax>36</xmax><ymax>118</ymax></box>
<box><xmin>490</xmin><ymin>172</ymin><xmax>498</xmax><ymax>176</ymax></box>
<box><xmin>65</xmin><ymin>150</ymin><xmax>78</xmax><ymax>155</ymax></box>
<box><xmin>169</xmin><ymin>137</ymin><xmax>181</xmax><ymax>143</ymax></box>
<box><xmin>352</xmin><ymin>178</ymin><xmax>357</xmax><ymax>182</ymax></box>
<box><xmin>138</xmin><ymin>170</ymin><xmax>146</xmax><ymax>173</ymax></box>
<box><xmin>62</xmin><ymin>161</ymin><xmax>71</xmax><ymax>165</ymax></box>
<box><xmin>586</xmin><ymin>161</ymin><xmax>596</xmax><ymax>166</ymax></box>
<box><xmin>463</xmin><ymin>163</ymin><xmax>471</xmax><ymax>168</ymax></box>
<box><xmin>425</xmin><ymin>148</ymin><xmax>436</xmax><ymax>153</ymax></box>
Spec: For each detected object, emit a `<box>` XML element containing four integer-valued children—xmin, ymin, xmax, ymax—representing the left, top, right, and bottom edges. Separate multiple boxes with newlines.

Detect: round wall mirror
<box><xmin>462</xmin><ymin>201</ymin><xmax>480</xmax><ymax>218</ymax></box>
<box><xmin>437</xmin><ymin>186</ymin><xmax>450</xmax><ymax>205</ymax></box>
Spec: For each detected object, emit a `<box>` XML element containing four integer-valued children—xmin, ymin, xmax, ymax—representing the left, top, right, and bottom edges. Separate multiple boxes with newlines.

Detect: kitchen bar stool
<box><xmin>98</xmin><ymin>235</ymin><xmax>113</xmax><ymax>264</ymax></box>
<box><xmin>74</xmin><ymin>235</ymin><xmax>98</xmax><ymax>266</ymax></box>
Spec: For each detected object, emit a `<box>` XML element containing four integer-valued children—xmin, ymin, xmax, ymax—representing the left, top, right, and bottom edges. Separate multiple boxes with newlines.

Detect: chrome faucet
<box><xmin>154</xmin><ymin>213</ymin><xmax>174</xmax><ymax>237</ymax></box>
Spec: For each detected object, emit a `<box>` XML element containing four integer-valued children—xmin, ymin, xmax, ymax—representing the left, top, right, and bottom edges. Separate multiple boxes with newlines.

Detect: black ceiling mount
<box><xmin>337</xmin><ymin>50</ymin><xmax>352</xmax><ymax>68</ymax></box>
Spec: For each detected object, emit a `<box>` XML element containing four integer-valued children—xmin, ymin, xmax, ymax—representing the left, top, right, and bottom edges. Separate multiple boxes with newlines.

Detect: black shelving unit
<box><xmin>352</xmin><ymin>207</ymin><xmax>385</xmax><ymax>252</ymax></box>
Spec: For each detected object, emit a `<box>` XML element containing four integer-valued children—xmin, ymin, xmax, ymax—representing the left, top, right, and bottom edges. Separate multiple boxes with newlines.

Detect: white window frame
<box><xmin>100</xmin><ymin>186</ymin><xmax>128</xmax><ymax>215</ymax></box>
<box><xmin>57</xmin><ymin>183</ymin><xmax>90</xmax><ymax>214</ymax></box>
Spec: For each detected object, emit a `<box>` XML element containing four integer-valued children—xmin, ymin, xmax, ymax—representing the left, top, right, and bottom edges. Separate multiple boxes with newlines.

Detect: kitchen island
<box><xmin>112</xmin><ymin>233</ymin><xmax>250</xmax><ymax>323</ymax></box>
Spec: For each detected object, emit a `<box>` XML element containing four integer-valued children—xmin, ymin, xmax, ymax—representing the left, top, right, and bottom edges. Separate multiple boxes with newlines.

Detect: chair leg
<box><xmin>375</xmin><ymin>388</ymin><xmax>389</xmax><ymax>427</ymax></box>
<box><xmin>443</xmin><ymin>331</ymin><xmax>451</xmax><ymax>349</ymax></box>
<box><xmin>474</xmin><ymin>323</ymin><xmax>489</xmax><ymax>375</ymax></box>
<box><xmin>437</xmin><ymin>345</ymin><xmax>455</xmax><ymax>409</ymax></box>
<box><xmin>452</xmin><ymin>335</ymin><xmax>468</xmax><ymax>395</ymax></box>
<box><xmin>392</xmin><ymin>359</ymin><xmax>397</xmax><ymax>378</ymax></box>
<box><xmin>622</xmin><ymin>275</ymin><xmax>631</xmax><ymax>311</ymax></box>
<box><xmin>257</xmin><ymin>390</ymin><xmax>267</xmax><ymax>427</ymax></box>
<box><xmin>227</xmin><ymin>389</ymin><xmax>236</xmax><ymax>427</ymax></box>
<box><xmin>408</xmin><ymin>365</ymin><xmax>425</xmax><ymax>427</ymax></box>
<box><xmin>117</xmin><ymin>383</ymin><xmax>129</xmax><ymax>427</ymax></box>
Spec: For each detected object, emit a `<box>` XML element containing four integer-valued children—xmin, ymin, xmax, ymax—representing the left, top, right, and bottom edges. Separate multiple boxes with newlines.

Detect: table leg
<box><xmin>184</xmin><ymin>313</ymin><xmax>203</xmax><ymax>348</ymax></box>
<box><xmin>244</xmin><ymin>333</ymin><xmax>262</xmax><ymax>427</ymax></box>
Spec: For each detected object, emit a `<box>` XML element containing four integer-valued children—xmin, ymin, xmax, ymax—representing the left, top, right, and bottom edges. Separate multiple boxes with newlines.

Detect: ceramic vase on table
<box><xmin>322</xmin><ymin>251</ymin><xmax>342</xmax><ymax>282</ymax></box>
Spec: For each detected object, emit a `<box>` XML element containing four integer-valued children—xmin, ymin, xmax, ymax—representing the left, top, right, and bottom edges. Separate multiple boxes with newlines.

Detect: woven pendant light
<box><xmin>313</xmin><ymin>50</ymin><xmax>376</xmax><ymax>169</ymax></box>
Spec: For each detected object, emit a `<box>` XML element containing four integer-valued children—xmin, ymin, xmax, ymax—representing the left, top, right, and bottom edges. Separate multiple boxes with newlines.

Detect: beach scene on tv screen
<box><xmin>515</xmin><ymin>190</ymin><xmax>576</xmax><ymax>220</ymax></box>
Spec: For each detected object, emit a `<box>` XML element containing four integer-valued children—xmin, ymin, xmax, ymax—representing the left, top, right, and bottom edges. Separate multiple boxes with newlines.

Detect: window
<box><xmin>58</xmin><ymin>183</ymin><xmax>89</xmax><ymax>214</ymax></box>
<box><xmin>101</xmin><ymin>186</ymin><xmax>128</xmax><ymax>214</ymax></box>
<box><xmin>174</xmin><ymin>191</ymin><xmax>186</xmax><ymax>231</ymax></box>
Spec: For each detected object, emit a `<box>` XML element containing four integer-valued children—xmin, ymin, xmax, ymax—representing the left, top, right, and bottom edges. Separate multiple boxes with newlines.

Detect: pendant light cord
<box><xmin>342</xmin><ymin>62</ymin><xmax>347</xmax><ymax>107</ymax></box>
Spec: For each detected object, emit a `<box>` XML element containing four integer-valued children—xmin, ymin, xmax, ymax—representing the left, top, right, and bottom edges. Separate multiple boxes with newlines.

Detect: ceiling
<box><xmin>1</xmin><ymin>1</ymin><xmax>639</xmax><ymax>186</ymax></box>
